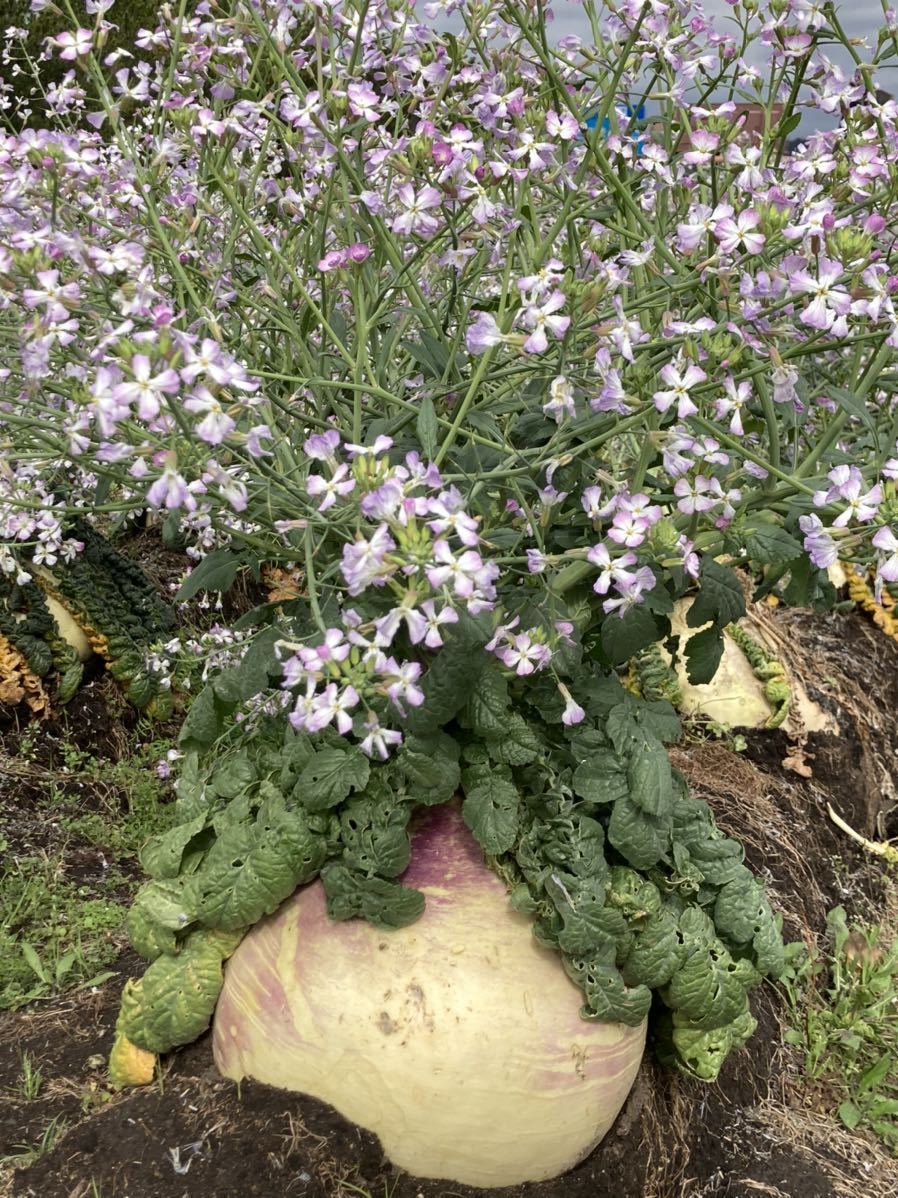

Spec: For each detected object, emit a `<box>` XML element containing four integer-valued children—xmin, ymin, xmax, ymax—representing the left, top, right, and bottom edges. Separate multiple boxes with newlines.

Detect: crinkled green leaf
<box><xmin>544</xmin><ymin>875</ymin><xmax>625</xmax><ymax>957</ymax></box>
<box><xmin>744</xmin><ymin>523</ymin><xmax>803</xmax><ymax>566</ymax></box>
<box><xmin>405</xmin><ymin>615</ymin><xmax>489</xmax><ymax>733</ymax></box>
<box><xmin>209</xmin><ymin>753</ymin><xmax>257</xmax><ymax>800</ymax></box>
<box><xmin>714</xmin><ymin>873</ymin><xmax>784</xmax><ymax>977</ymax></box>
<box><xmin>637</xmin><ymin>700</ymin><xmax>682</xmax><ymax>744</ymax></box>
<box><xmin>659</xmin><ymin>1007</ymin><xmax>757</xmax><ymax>1080</ymax></box>
<box><xmin>398</xmin><ymin>731</ymin><xmax>460</xmax><ymax>804</ymax></box>
<box><xmin>572</xmin><ymin>753</ymin><xmax>629</xmax><ymax>805</ymax></box>
<box><xmin>340</xmin><ymin>797</ymin><xmax>411</xmax><ymax>878</ymax></box>
<box><xmin>605</xmin><ymin>703</ymin><xmax>643</xmax><ymax>755</ymax></box>
<box><xmin>486</xmin><ymin>713</ymin><xmax>541</xmax><ymax>765</ymax></box>
<box><xmin>140</xmin><ymin>813</ymin><xmax>209</xmax><ymax>880</ymax></box>
<box><xmin>601</xmin><ymin>604</ymin><xmax>661</xmax><ymax>664</ymax></box>
<box><xmin>118</xmin><ymin>930</ymin><xmax>231</xmax><ymax>1054</ymax></box>
<box><xmin>564</xmin><ymin>955</ymin><xmax>652</xmax><ymax>1026</ymax></box>
<box><xmin>186</xmin><ymin>798</ymin><xmax>326</xmax><ymax>930</ymax></box>
<box><xmin>295</xmin><ymin>746</ymin><xmax>370</xmax><ymax>812</ymax></box>
<box><xmin>125</xmin><ymin>879</ymin><xmax>194</xmax><ymax>961</ymax></box>
<box><xmin>687</xmin><ymin>560</ymin><xmax>746</xmax><ymax>630</ymax></box>
<box><xmin>608</xmin><ymin>794</ymin><xmax>670</xmax><ymax>870</ymax></box>
<box><xmin>461</xmin><ymin>766</ymin><xmax>520</xmax><ymax>854</ymax></box>
<box><xmin>178</xmin><ymin>683</ymin><xmax>233</xmax><ymax>750</ymax></box>
<box><xmin>321</xmin><ymin>864</ymin><xmax>425</xmax><ymax>929</ymax></box>
<box><xmin>627</xmin><ymin>740</ymin><xmax>673</xmax><ymax>817</ymax></box>
<box><xmin>621</xmin><ymin>908</ymin><xmax>685</xmax><ymax>990</ymax></box>
<box><xmin>465</xmin><ymin>667</ymin><xmax>511</xmax><ymax>736</ymax></box>
<box><xmin>605</xmin><ymin>866</ymin><xmax>662</xmax><ymax>921</ymax></box>
<box><xmin>663</xmin><ymin>909</ymin><xmax>757</xmax><ymax>1030</ymax></box>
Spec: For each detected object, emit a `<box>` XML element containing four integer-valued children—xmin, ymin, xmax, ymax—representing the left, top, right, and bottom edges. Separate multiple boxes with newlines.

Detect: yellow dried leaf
<box><xmin>0</xmin><ymin>632</ymin><xmax>49</xmax><ymax>714</ymax></box>
<box><xmin>108</xmin><ymin>1028</ymin><xmax>156</xmax><ymax>1089</ymax></box>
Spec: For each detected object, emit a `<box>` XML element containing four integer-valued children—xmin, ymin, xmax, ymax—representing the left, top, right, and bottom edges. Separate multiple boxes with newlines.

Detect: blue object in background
<box><xmin>584</xmin><ymin>102</ymin><xmax>646</xmax><ymax>154</ymax></box>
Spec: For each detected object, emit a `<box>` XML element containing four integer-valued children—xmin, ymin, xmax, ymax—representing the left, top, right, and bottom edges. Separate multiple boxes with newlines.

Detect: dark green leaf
<box><xmin>322</xmin><ymin>865</ymin><xmax>425</xmax><ymax>928</ymax></box>
<box><xmin>684</xmin><ymin>625</ymin><xmax>724</xmax><ymax>685</ymax></box>
<box><xmin>572</xmin><ymin>754</ymin><xmax>629</xmax><ymax>805</ymax></box>
<box><xmin>178</xmin><ymin>685</ymin><xmax>233</xmax><ymax>751</ymax></box>
<box><xmin>827</xmin><ymin>386</ymin><xmax>879</xmax><ymax>443</ymax></box>
<box><xmin>607</xmin><ymin>795</ymin><xmax>670</xmax><ymax>870</ymax></box>
<box><xmin>601</xmin><ymin>605</ymin><xmax>661</xmax><ymax>664</ymax></box>
<box><xmin>627</xmin><ymin>741</ymin><xmax>673</xmax><ymax>818</ymax></box>
<box><xmin>687</xmin><ymin>560</ymin><xmax>746</xmax><ymax>630</ymax></box>
<box><xmin>744</xmin><ymin>523</ymin><xmax>803</xmax><ymax>566</ymax></box>
<box><xmin>295</xmin><ymin>747</ymin><xmax>370</xmax><ymax>812</ymax></box>
<box><xmin>176</xmin><ymin>549</ymin><xmax>243</xmax><ymax>601</ymax></box>
<box><xmin>416</xmin><ymin>395</ymin><xmax>439</xmax><ymax>460</ymax></box>
<box><xmin>461</xmin><ymin>767</ymin><xmax>520</xmax><ymax>854</ymax></box>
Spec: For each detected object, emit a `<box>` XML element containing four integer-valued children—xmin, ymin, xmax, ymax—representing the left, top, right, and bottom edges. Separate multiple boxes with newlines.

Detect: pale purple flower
<box><xmin>715</xmin><ymin>377</ymin><xmax>751</xmax><ymax>436</ymax></box>
<box><xmin>873</xmin><ymin>526</ymin><xmax>898</xmax><ymax>582</ymax></box>
<box><xmin>114</xmin><ymin>354</ymin><xmax>180</xmax><ymax>422</ymax></box>
<box><xmin>383</xmin><ymin>659</ymin><xmax>425</xmax><ymax>711</ymax></box>
<box><xmin>677</xmin><ymin>204</ymin><xmax>717</xmax><ymax>253</ymax></box>
<box><xmin>582</xmin><ymin>486</ymin><xmax>604</xmax><ymax>520</ymax></box>
<box><xmin>360</xmin><ymin>716</ymin><xmax>403</xmax><ymax>760</ymax></box>
<box><xmin>714</xmin><ymin>208</ymin><xmax>765</xmax><ymax>256</ymax></box>
<box><xmin>392</xmin><ymin>183</ymin><xmax>442</xmax><ymax>237</ymax></box>
<box><xmin>303</xmin><ymin>430</ymin><xmax>342</xmax><ymax>463</ymax></box>
<box><xmin>146</xmin><ymin>463</ymin><xmax>194</xmax><ymax>511</ymax></box>
<box><xmin>814</xmin><ymin>465</ymin><xmax>881</xmax><ymax>526</ymax></box>
<box><xmin>789</xmin><ymin>258</ymin><xmax>852</xmax><ymax>332</ymax></box>
<box><xmin>526</xmin><ymin>549</ymin><xmax>547</xmax><ymax>573</ymax></box>
<box><xmin>653</xmin><ymin>360</ymin><xmax>707</xmax><ymax>419</ymax></box>
<box><xmin>587</xmin><ymin>544</ymin><xmax>636</xmax><ymax>595</ymax></box>
<box><xmin>297</xmin><ymin>629</ymin><xmax>351</xmax><ymax>674</ymax></box>
<box><xmin>546</xmin><ymin>110</ymin><xmax>580</xmax><ymax>140</ymax></box>
<box><xmin>674</xmin><ymin>476</ymin><xmax>717</xmax><ymax>515</ymax></box>
<box><xmin>603</xmin><ymin>566</ymin><xmax>657</xmax><ymax>616</ymax></box>
<box><xmin>306</xmin><ymin>683</ymin><xmax>359</xmax><ymax>734</ymax></box>
<box><xmin>543</xmin><ymin>375</ymin><xmax>575</xmax><ymax>423</ymax></box>
<box><xmin>799</xmin><ymin>514</ymin><xmax>839</xmax><ymax>569</ymax></box>
<box><xmin>495</xmin><ymin>632</ymin><xmax>552</xmax><ymax>675</ymax></box>
<box><xmin>373</xmin><ymin>597</ymin><xmax>427</xmax><ymax>647</ymax></box>
<box><xmin>51</xmin><ymin>29</ymin><xmax>93</xmax><ymax>60</ymax></box>
<box><xmin>426</xmin><ymin>540</ymin><xmax>497</xmax><ymax>601</ymax></box>
<box><xmin>521</xmin><ymin>290</ymin><xmax>570</xmax><ymax>354</ymax></box>
<box><xmin>607</xmin><ymin>509</ymin><xmax>650</xmax><ymax>548</ymax></box>
<box><xmin>420</xmin><ymin>599</ymin><xmax>458</xmax><ymax>648</ymax></box>
<box><xmin>347</xmin><ymin>81</ymin><xmax>381</xmax><ymax>123</ymax></box>
<box><xmin>466</xmin><ymin>311</ymin><xmax>504</xmax><ymax>355</ymax></box>
<box><xmin>306</xmin><ymin>463</ymin><xmax>356</xmax><ymax>511</ymax></box>
<box><xmin>683</xmin><ymin>129</ymin><xmax>720</xmax><ymax>165</ymax></box>
<box><xmin>341</xmin><ymin>524</ymin><xmax>396</xmax><ymax>595</ymax></box>
<box><xmin>345</xmin><ymin>435</ymin><xmax>393</xmax><ymax>458</ymax></box>
<box><xmin>183</xmin><ymin>388</ymin><xmax>236</xmax><ymax>445</ymax></box>
<box><xmin>559</xmin><ymin>684</ymin><xmax>585</xmax><ymax>726</ymax></box>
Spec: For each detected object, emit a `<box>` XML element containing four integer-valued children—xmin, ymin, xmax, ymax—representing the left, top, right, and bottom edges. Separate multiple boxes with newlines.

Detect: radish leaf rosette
<box><xmin>119</xmin><ymin>632</ymin><xmax>782</xmax><ymax>1083</ymax></box>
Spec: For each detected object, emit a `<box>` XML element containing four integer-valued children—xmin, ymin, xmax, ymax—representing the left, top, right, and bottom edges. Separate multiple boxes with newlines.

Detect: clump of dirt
<box><xmin>2</xmin><ymin>607</ymin><xmax>898</xmax><ymax>1198</ymax></box>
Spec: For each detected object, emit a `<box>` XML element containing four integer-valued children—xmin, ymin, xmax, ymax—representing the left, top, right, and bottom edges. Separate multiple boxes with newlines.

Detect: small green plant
<box><xmin>0</xmin><ymin>1114</ymin><xmax>68</xmax><ymax>1168</ymax></box>
<box><xmin>11</xmin><ymin>1052</ymin><xmax>43</xmax><ymax>1100</ymax></box>
<box><xmin>0</xmin><ymin>730</ymin><xmax>176</xmax><ymax>1010</ymax></box>
<box><xmin>782</xmin><ymin>908</ymin><xmax>898</xmax><ymax>1155</ymax></box>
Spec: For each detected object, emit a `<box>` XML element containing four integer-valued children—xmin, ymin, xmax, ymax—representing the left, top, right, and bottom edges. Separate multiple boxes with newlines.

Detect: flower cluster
<box><xmin>2</xmin><ymin>0</ymin><xmax>898</xmax><ymax>735</ymax></box>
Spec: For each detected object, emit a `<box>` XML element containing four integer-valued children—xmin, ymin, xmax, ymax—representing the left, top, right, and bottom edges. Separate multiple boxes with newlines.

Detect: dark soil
<box><xmin>2</xmin><ymin>606</ymin><xmax>898</xmax><ymax>1198</ymax></box>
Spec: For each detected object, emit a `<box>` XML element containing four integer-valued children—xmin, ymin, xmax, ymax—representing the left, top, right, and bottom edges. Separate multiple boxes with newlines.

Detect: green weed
<box><xmin>782</xmin><ymin>907</ymin><xmax>898</xmax><ymax>1154</ymax></box>
<box><xmin>0</xmin><ymin>734</ymin><xmax>176</xmax><ymax>1010</ymax></box>
<box><xmin>0</xmin><ymin>1114</ymin><xmax>68</xmax><ymax>1168</ymax></box>
<box><xmin>15</xmin><ymin>1052</ymin><xmax>42</xmax><ymax>1100</ymax></box>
